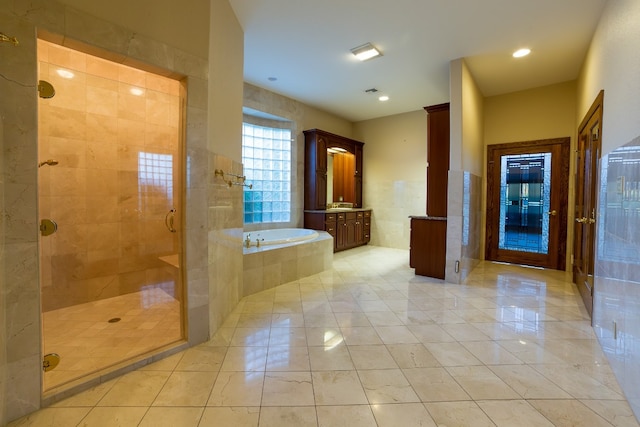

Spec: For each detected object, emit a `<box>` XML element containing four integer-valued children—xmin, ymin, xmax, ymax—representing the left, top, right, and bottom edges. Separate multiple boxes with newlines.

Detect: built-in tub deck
<box><xmin>242</xmin><ymin>228</ymin><xmax>333</xmax><ymax>296</ymax></box>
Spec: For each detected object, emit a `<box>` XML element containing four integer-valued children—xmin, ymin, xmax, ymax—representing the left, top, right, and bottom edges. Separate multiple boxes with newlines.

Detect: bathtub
<box><xmin>243</xmin><ymin>228</ymin><xmax>319</xmax><ymax>247</ymax></box>
<box><xmin>242</xmin><ymin>228</ymin><xmax>333</xmax><ymax>297</ymax></box>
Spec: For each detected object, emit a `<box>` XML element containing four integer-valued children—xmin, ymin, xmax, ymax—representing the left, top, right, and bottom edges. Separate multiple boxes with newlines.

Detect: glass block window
<box><xmin>138</xmin><ymin>152</ymin><xmax>174</xmax><ymax>203</ymax></box>
<box><xmin>242</xmin><ymin>122</ymin><xmax>291</xmax><ymax>224</ymax></box>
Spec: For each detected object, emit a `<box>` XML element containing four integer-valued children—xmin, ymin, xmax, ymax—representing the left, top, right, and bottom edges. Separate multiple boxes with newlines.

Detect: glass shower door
<box><xmin>37</xmin><ymin>39</ymin><xmax>185</xmax><ymax>391</ymax></box>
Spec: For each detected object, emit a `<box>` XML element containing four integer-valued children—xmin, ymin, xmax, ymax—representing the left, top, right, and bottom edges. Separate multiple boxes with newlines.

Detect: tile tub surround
<box><xmin>243</xmin><ymin>231</ymin><xmax>333</xmax><ymax>297</ymax></box>
<box><xmin>9</xmin><ymin>246</ymin><xmax>639</xmax><ymax>427</ymax></box>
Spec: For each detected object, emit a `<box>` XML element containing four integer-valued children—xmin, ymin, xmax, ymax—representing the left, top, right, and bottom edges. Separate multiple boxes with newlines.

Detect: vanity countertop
<box><xmin>409</xmin><ymin>215</ymin><xmax>447</xmax><ymax>221</ymax></box>
<box><xmin>305</xmin><ymin>208</ymin><xmax>372</xmax><ymax>213</ymax></box>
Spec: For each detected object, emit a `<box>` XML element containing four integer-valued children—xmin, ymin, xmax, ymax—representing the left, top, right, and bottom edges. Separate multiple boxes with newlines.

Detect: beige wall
<box><xmin>578</xmin><ymin>0</ymin><xmax>640</xmax><ymax>154</ymax></box>
<box><xmin>55</xmin><ymin>0</ymin><xmax>210</xmax><ymax>58</ymax></box>
<box><xmin>0</xmin><ymin>118</ymin><xmax>6</xmax><ymax>426</ymax></box>
<box><xmin>484</xmin><ymin>81</ymin><xmax>577</xmax><ymax>146</ymax></box>
<box><xmin>461</xmin><ymin>62</ymin><xmax>484</xmax><ymax>177</ymax></box>
<box><xmin>354</xmin><ymin>110</ymin><xmax>427</xmax><ymax>249</ymax></box>
<box><xmin>209</xmin><ymin>0</ymin><xmax>244</xmax><ymax>161</ymax></box>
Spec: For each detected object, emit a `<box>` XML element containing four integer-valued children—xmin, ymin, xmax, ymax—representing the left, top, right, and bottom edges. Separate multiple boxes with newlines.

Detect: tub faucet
<box><xmin>256</xmin><ymin>237</ymin><xmax>264</xmax><ymax>248</ymax></box>
<box><xmin>245</xmin><ymin>234</ymin><xmax>251</xmax><ymax>248</ymax></box>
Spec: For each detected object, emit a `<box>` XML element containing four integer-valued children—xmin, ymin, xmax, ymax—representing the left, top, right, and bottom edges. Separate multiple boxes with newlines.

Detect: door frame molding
<box><xmin>573</xmin><ymin>90</ymin><xmax>604</xmax><ymax>318</ymax></box>
<box><xmin>485</xmin><ymin>137</ymin><xmax>571</xmax><ymax>270</ymax></box>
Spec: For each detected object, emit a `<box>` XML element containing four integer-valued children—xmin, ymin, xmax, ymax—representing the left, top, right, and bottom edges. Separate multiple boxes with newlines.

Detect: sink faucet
<box><xmin>245</xmin><ymin>233</ymin><xmax>251</xmax><ymax>248</ymax></box>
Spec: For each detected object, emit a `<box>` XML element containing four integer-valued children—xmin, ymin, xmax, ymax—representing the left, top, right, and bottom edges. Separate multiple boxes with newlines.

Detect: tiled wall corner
<box><xmin>0</xmin><ymin>9</ymin><xmax>41</xmax><ymax>423</ymax></box>
<box><xmin>445</xmin><ymin>170</ymin><xmax>482</xmax><ymax>284</ymax></box>
<box><xmin>208</xmin><ymin>154</ymin><xmax>243</xmax><ymax>335</ymax></box>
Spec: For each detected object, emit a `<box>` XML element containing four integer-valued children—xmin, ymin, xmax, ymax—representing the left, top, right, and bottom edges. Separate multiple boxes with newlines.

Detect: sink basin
<box><xmin>326</xmin><ymin>208</ymin><xmax>354</xmax><ymax>212</ymax></box>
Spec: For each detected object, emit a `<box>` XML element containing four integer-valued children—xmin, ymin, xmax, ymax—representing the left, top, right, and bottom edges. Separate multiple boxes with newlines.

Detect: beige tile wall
<box><xmin>38</xmin><ymin>40</ymin><xmax>183</xmax><ymax>311</ymax></box>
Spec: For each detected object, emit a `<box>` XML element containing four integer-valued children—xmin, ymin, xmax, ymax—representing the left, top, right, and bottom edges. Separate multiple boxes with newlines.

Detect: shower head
<box><xmin>38</xmin><ymin>159</ymin><xmax>59</xmax><ymax>167</ymax></box>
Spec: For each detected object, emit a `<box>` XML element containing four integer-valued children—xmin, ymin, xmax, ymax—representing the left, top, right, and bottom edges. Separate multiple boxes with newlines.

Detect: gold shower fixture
<box><xmin>214</xmin><ymin>169</ymin><xmax>252</xmax><ymax>189</ymax></box>
<box><xmin>0</xmin><ymin>32</ymin><xmax>19</xmax><ymax>46</ymax></box>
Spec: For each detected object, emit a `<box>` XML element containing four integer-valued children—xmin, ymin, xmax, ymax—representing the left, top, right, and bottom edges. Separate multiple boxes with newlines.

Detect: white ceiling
<box><xmin>229</xmin><ymin>0</ymin><xmax>608</xmax><ymax>122</ymax></box>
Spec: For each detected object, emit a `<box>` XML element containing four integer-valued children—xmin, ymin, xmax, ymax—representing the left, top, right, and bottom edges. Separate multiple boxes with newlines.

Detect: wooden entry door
<box><xmin>574</xmin><ymin>91</ymin><xmax>604</xmax><ymax>318</ymax></box>
<box><xmin>486</xmin><ymin>138</ymin><xmax>570</xmax><ymax>269</ymax></box>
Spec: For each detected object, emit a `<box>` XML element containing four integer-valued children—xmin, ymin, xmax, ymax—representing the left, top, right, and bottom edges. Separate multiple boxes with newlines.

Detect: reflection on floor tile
<box><xmin>12</xmin><ymin>247</ymin><xmax>640</xmax><ymax>426</ymax></box>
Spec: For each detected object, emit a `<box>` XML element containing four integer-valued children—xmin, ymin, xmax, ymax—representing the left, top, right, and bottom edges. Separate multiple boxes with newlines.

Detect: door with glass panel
<box><xmin>573</xmin><ymin>91</ymin><xmax>603</xmax><ymax>317</ymax></box>
<box><xmin>486</xmin><ymin>138</ymin><xmax>570</xmax><ymax>269</ymax></box>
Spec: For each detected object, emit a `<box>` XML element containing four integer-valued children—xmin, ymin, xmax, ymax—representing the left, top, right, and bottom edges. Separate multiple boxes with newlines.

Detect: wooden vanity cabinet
<box><xmin>304</xmin><ymin>209</ymin><xmax>371</xmax><ymax>252</ymax></box>
<box><xmin>424</xmin><ymin>103</ymin><xmax>450</xmax><ymax>217</ymax></box>
<box><xmin>303</xmin><ymin>129</ymin><xmax>364</xmax><ymax>210</ymax></box>
<box><xmin>409</xmin><ymin>103</ymin><xmax>450</xmax><ymax>279</ymax></box>
<box><xmin>304</xmin><ymin>130</ymin><xmax>327</xmax><ymax>210</ymax></box>
<box><xmin>410</xmin><ymin>217</ymin><xmax>447</xmax><ymax>279</ymax></box>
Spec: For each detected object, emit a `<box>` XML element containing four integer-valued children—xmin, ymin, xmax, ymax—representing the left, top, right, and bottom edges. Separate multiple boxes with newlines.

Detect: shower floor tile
<box><xmin>42</xmin><ymin>287</ymin><xmax>182</xmax><ymax>390</ymax></box>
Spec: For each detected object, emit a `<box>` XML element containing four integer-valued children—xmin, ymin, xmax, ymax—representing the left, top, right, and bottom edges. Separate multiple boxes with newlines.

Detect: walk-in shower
<box><xmin>37</xmin><ymin>39</ymin><xmax>185</xmax><ymax>392</ymax></box>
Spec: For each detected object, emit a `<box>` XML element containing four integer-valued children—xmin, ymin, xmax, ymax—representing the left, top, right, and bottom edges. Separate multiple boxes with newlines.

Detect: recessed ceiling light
<box><xmin>351</xmin><ymin>43</ymin><xmax>382</xmax><ymax>61</ymax></box>
<box><xmin>512</xmin><ymin>48</ymin><xmax>531</xmax><ymax>58</ymax></box>
<box><xmin>56</xmin><ymin>69</ymin><xmax>74</xmax><ymax>79</ymax></box>
<box><xmin>378</xmin><ymin>95</ymin><xmax>389</xmax><ymax>102</ymax></box>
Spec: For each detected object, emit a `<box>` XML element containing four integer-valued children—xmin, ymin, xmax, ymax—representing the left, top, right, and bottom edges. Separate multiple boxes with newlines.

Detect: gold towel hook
<box><xmin>0</xmin><ymin>32</ymin><xmax>19</xmax><ymax>46</ymax></box>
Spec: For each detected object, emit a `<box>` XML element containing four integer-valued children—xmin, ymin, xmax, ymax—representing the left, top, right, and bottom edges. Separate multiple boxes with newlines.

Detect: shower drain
<box><xmin>108</xmin><ymin>317</ymin><xmax>121</xmax><ymax>323</ymax></box>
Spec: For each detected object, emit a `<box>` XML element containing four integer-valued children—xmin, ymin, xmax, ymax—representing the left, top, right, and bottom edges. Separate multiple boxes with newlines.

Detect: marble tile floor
<box><xmin>42</xmin><ymin>287</ymin><xmax>182</xmax><ymax>390</ymax></box>
<box><xmin>12</xmin><ymin>246</ymin><xmax>639</xmax><ymax>426</ymax></box>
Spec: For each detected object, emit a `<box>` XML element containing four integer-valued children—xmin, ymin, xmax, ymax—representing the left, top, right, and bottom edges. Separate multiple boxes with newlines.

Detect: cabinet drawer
<box><xmin>346</xmin><ymin>212</ymin><xmax>357</xmax><ymax>220</ymax></box>
<box><xmin>325</xmin><ymin>213</ymin><xmax>337</xmax><ymax>222</ymax></box>
<box><xmin>364</xmin><ymin>211</ymin><xmax>371</xmax><ymax>218</ymax></box>
<box><xmin>337</xmin><ymin>213</ymin><xmax>346</xmax><ymax>221</ymax></box>
<box><xmin>357</xmin><ymin>212</ymin><xmax>364</xmax><ymax>219</ymax></box>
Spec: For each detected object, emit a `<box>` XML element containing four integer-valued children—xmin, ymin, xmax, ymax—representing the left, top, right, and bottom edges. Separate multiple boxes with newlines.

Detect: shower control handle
<box><xmin>165</xmin><ymin>209</ymin><xmax>177</xmax><ymax>233</ymax></box>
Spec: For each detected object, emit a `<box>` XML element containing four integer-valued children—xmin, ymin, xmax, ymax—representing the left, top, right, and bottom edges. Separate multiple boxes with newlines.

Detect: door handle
<box><xmin>575</xmin><ymin>217</ymin><xmax>588</xmax><ymax>223</ymax></box>
<box><xmin>547</xmin><ymin>210</ymin><xmax>557</xmax><ymax>216</ymax></box>
<box><xmin>165</xmin><ymin>209</ymin><xmax>177</xmax><ymax>233</ymax></box>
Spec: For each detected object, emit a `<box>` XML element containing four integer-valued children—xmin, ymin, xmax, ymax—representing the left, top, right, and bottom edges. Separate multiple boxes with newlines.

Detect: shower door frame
<box><xmin>37</xmin><ymin>38</ymin><xmax>188</xmax><ymax>393</ymax></box>
<box><xmin>485</xmin><ymin>138</ymin><xmax>570</xmax><ymax>270</ymax></box>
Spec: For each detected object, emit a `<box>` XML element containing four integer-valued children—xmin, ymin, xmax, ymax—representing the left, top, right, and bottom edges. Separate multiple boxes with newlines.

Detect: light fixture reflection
<box><xmin>130</xmin><ymin>87</ymin><xmax>145</xmax><ymax>96</ymax></box>
<box><xmin>378</xmin><ymin>95</ymin><xmax>389</xmax><ymax>102</ymax></box>
<box><xmin>323</xmin><ymin>330</ymin><xmax>343</xmax><ymax>351</ymax></box>
<box><xmin>56</xmin><ymin>69</ymin><xmax>74</xmax><ymax>79</ymax></box>
<box><xmin>513</xmin><ymin>48</ymin><xmax>531</xmax><ymax>58</ymax></box>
